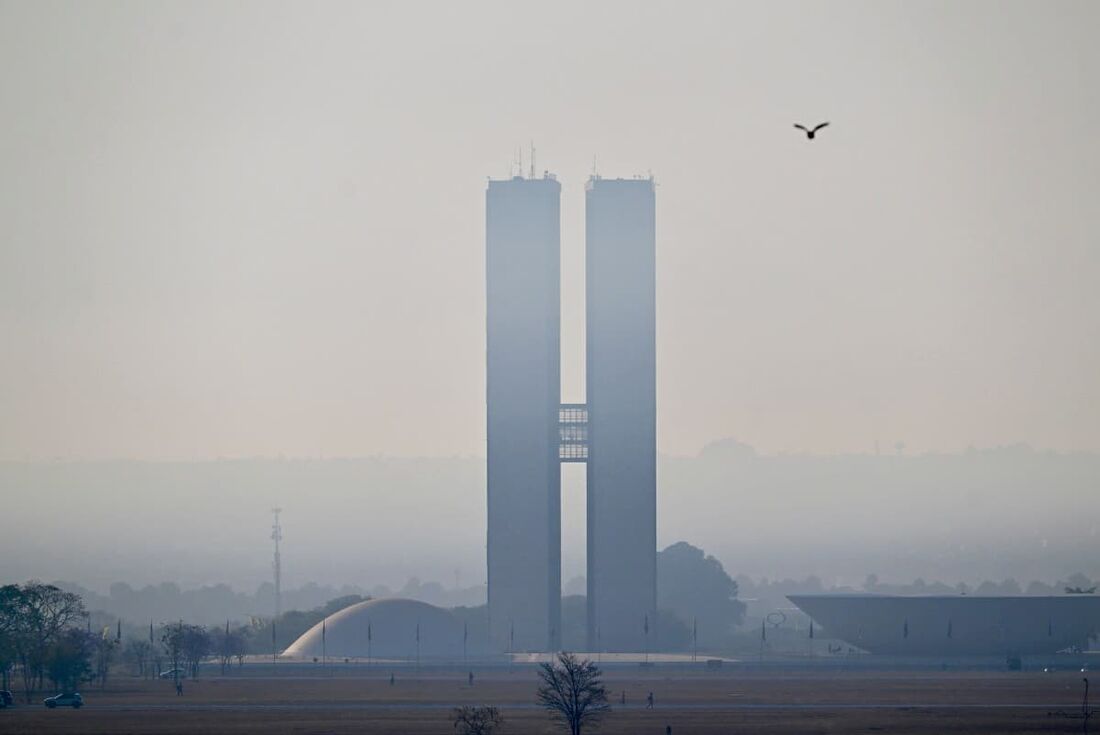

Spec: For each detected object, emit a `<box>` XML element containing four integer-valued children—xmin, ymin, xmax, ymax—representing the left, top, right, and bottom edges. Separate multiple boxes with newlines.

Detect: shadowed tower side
<box><xmin>486</xmin><ymin>174</ymin><xmax>562</xmax><ymax>652</ymax></box>
<box><xmin>585</xmin><ymin>176</ymin><xmax>657</xmax><ymax>652</ymax></box>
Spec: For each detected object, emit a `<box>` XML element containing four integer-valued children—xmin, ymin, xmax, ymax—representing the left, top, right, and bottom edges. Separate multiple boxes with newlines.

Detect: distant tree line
<box><xmin>51</xmin><ymin>578</ymin><xmax>486</xmax><ymax>628</ymax></box>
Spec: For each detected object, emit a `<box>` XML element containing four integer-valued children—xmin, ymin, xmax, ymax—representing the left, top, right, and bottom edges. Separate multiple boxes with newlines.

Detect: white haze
<box><xmin>0</xmin><ymin>445</ymin><xmax>1096</xmax><ymax>597</ymax></box>
<box><xmin>1</xmin><ymin>1</ymin><xmax>1099</xmax><ymax>461</ymax></box>
<box><xmin>1</xmin><ymin>2</ymin><xmax>1099</xmax><ymax>600</ymax></box>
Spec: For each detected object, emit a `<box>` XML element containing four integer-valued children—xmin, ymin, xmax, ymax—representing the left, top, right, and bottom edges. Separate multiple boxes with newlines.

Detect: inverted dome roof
<box><xmin>283</xmin><ymin>598</ymin><xmax>468</xmax><ymax>659</ymax></box>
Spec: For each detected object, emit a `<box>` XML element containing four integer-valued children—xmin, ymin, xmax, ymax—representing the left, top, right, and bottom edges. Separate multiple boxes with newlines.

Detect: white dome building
<box><xmin>283</xmin><ymin>598</ymin><xmax>470</xmax><ymax>659</ymax></box>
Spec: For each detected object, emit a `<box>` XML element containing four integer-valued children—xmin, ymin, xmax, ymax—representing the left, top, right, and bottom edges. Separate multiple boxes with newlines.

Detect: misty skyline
<box><xmin>2</xmin><ymin>443</ymin><xmax>1096</xmax><ymax>596</ymax></box>
<box><xmin>2</xmin><ymin>1</ymin><xmax>1099</xmax><ymax>461</ymax></box>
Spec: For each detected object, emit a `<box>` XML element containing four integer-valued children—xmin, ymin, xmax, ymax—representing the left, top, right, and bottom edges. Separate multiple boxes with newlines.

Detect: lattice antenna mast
<box><xmin>271</xmin><ymin>508</ymin><xmax>283</xmax><ymax>619</ymax></box>
<box><xmin>529</xmin><ymin>140</ymin><xmax>536</xmax><ymax>179</ymax></box>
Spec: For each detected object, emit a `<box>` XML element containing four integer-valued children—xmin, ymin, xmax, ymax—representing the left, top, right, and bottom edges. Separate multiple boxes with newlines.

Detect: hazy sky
<box><xmin>2</xmin><ymin>0</ymin><xmax>1098</xmax><ymax>460</ymax></box>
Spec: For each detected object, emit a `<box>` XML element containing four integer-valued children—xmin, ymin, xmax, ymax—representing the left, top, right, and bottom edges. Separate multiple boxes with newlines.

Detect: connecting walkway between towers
<box><xmin>558</xmin><ymin>403</ymin><xmax>588</xmax><ymax>462</ymax></box>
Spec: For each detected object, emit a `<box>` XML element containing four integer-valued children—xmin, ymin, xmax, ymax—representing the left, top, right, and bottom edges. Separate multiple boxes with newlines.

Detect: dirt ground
<box><xmin>0</xmin><ymin>665</ymin><xmax>1093</xmax><ymax>734</ymax></box>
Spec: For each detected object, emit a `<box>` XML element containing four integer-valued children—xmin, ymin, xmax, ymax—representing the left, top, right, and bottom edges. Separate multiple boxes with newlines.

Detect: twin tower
<box><xmin>486</xmin><ymin>171</ymin><xmax>656</xmax><ymax>652</ymax></box>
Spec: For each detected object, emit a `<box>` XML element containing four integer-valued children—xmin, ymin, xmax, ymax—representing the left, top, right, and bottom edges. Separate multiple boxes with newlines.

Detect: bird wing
<box><xmin>793</xmin><ymin>124</ymin><xmax>808</xmax><ymax>132</ymax></box>
<box><xmin>811</xmin><ymin>122</ymin><xmax>830</xmax><ymax>133</ymax></box>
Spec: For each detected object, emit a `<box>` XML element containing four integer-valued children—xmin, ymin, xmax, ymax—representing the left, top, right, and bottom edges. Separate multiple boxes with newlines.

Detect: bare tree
<box><xmin>452</xmin><ymin>705</ymin><xmax>504</xmax><ymax>735</ymax></box>
<box><xmin>536</xmin><ymin>652</ymin><xmax>610</xmax><ymax>735</ymax></box>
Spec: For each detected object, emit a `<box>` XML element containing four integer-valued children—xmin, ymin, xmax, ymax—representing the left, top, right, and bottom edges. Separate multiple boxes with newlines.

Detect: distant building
<box><xmin>789</xmin><ymin>593</ymin><xmax>1100</xmax><ymax>656</ymax></box>
<box><xmin>485</xmin><ymin>172</ymin><xmax>657</xmax><ymax>653</ymax></box>
<box><xmin>283</xmin><ymin>598</ymin><xmax>470</xmax><ymax>658</ymax></box>
<box><xmin>485</xmin><ymin>174</ymin><xmax>562</xmax><ymax>652</ymax></box>
<box><xmin>585</xmin><ymin>178</ymin><xmax>657</xmax><ymax>652</ymax></box>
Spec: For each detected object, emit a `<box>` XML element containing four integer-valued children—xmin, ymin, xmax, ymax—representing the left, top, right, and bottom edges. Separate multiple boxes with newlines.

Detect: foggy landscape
<box><xmin>2</xmin><ymin>442</ymin><xmax>1097</xmax><ymax>596</ymax></box>
<box><xmin>1</xmin><ymin>1</ymin><xmax>1098</xmax><ymax>733</ymax></box>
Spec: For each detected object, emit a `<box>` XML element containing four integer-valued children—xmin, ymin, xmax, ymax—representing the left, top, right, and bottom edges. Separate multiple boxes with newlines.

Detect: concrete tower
<box><xmin>584</xmin><ymin>177</ymin><xmax>657</xmax><ymax>652</ymax></box>
<box><xmin>485</xmin><ymin>173</ymin><xmax>562</xmax><ymax>652</ymax></box>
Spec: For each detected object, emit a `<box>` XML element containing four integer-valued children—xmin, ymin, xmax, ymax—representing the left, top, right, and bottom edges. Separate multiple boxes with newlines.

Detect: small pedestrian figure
<box><xmin>175</xmin><ymin>681</ymin><xmax>183</xmax><ymax>696</ymax></box>
<box><xmin>666</xmin><ymin>727</ymin><xmax>672</xmax><ymax>735</ymax></box>
<box><xmin>646</xmin><ymin>691</ymin><xmax>654</xmax><ymax>709</ymax></box>
<box><xmin>468</xmin><ymin>671</ymin><xmax>474</xmax><ymax>686</ymax></box>
<box><xmin>389</xmin><ymin>673</ymin><xmax>395</xmax><ymax>686</ymax></box>
<box><xmin>620</xmin><ymin>690</ymin><xmax>626</xmax><ymax>705</ymax></box>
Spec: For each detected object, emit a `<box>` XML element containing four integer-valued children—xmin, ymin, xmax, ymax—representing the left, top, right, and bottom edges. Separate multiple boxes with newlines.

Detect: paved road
<box><xmin>57</xmin><ymin>701</ymin><xmax>1088</xmax><ymax>712</ymax></box>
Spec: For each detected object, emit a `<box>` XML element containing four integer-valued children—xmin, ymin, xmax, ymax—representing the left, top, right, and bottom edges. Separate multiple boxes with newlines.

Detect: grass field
<box><xmin>0</xmin><ymin>664</ymin><xmax>1093</xmax><ymax>734</ymax></box>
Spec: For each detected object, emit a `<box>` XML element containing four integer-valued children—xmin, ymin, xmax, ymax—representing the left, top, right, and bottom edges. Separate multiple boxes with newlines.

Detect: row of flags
<box><xmin>120</xmin><ymin>610</ymin><xmax>1065</xmax><ymax>656</ymax></box>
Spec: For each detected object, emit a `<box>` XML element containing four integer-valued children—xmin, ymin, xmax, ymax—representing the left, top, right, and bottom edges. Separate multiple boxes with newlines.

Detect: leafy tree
<box><xmin>211</xmin><ymin>623</ymin><xmax>248</xmax><ymax>674</ymax></box>
<box><xmin>452</xmin><ymin>705</ymin><xmax>504</xmax><ymax>735</ymax></box>
<box><xmin>125</xmin><ymin>638</ymin><xmax>153</xmax><ymax>678</ymax></box>
<box><xmin>232</xmin><ymin>627</ymin><xmax>248</xmax><ymax>667</ymax></box>
<box><xmin>536</xmin><ymin>652</ymin><xmax>610</xmax><ymax>735</ymax></box>
<box><xmin>161</xmin><ymin>623</ymin><xmax>185</xmax><ymax>681</ymax></box>
<box><xmin>181</xmin><ymin>625</ymin><xmax>211</xmax><ymax>678</ymax></box>
<box><xmin>5</xmin><ymin>582</ymin><xmax>86</xmax><ymax>701</ymax></box>
<box><xmin>45</xmin><ymin>628</ymin><xmax>95</xmax><ymax>692</ymax></box>
<box><xmin>92</xmin><ymin>629</ymin><xmax>119</xmax><ymax>688</ymax></box>
<box><xmin>657</xmin><ymin>542</ymin><xmax>745</xmax><ymax>648</ymax></box>
<box><xmin>655</xmin><ymin>608</ymin><xmax>692</xmax><ymax>650</ymax></box>
<box><xmin>161</xmin><ymin>623</ymin><xmax>210</xmax><ymax>679</ymax></box>
<box><xmin>0</xmin><ymin>585</ymin><xmax>20</xmax><ymax>690</ymax></box>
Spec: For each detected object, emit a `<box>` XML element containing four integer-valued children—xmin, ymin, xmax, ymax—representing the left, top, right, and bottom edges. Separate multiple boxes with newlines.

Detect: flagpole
<box><xmin>692</xmin><ymin>617</ymin><xmax>697</xmax><ymax>663</ymax></box>
<box><xmin>760</xmin><ymin>619</ymin><xmax>766</xmax><ymax>663</ymax></box>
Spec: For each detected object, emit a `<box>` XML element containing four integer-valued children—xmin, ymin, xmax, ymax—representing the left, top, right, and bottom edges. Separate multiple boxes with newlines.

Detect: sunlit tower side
<box><xmin>271</xmin><ymin>508</ymin><xmax>283</xmax><ymax>620</ymax></box>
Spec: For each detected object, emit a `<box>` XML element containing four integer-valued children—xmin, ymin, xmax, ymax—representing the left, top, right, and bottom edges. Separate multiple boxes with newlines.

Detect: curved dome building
<box><xmin>283</xmin><ymin>598</ymin><xmax>469</xmax><ymax>659</ymax></box>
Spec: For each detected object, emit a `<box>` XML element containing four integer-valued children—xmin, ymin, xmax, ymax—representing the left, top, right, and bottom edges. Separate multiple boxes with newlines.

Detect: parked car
<box><xmin>0</xmin><ymin>690</ymin><xmax>12</xmax><ymax>707</ymax></box>
<box><xmin>43</xmin><ymin>692</ymin><xmax>83</xmax><ymax>709</ymax></box>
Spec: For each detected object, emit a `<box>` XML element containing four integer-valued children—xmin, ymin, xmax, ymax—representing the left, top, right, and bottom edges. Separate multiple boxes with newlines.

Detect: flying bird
<box><xmin>794</xmin><ymin>122</ymin><xmax>830</xmax><ymax>140</ymax></box>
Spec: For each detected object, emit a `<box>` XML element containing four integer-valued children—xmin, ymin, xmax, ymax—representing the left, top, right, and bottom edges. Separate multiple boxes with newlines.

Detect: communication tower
<box><xmin>271</xmin><ymin>508</ymin><xmax>283</xmax><ymax>619</ymax></box>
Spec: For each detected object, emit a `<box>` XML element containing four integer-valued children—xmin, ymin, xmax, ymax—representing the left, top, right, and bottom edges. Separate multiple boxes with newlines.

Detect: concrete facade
<box><xmin>485</xmin><ymin>175</ymin><xmax>562</xmax><ymax>652</ymax></box>
<box><xmin>584</xmin><ymin>177</ymin><xmax>658</xmax><ymax>652</ymax></box>
<box><xmin>485</xmin><ymin>173</ymin><xmax>656</xmax><ymax>653</ymax></box>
